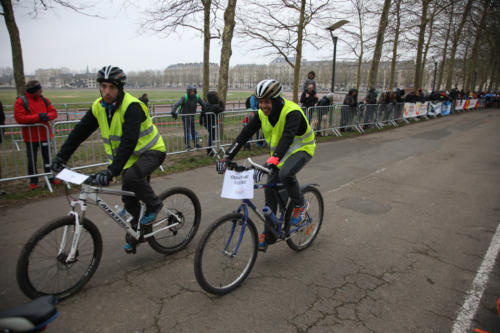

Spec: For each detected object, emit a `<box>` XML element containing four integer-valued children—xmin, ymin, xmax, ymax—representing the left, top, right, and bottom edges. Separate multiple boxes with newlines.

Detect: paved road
<box><xmin>1</xmin><ymin>110</ymin><xmax>499</xmax><ymax>333</ymax></box>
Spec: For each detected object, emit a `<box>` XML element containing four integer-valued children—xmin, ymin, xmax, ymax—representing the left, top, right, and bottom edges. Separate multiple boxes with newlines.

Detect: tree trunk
<box><xmin>356</xmin><ymin>6</ymin><xmax>364</xmax><ymax>92</ymax></box>
<box><xmin>413</xmin><ymin>0</ymin><xmax>430</xmax><ymax>90</ymax></box>
<box><xmin>388</xmin><ymin>0</ymin><xmax>401</xmax><ymax>90</ymax></box>
<box><xmin>217</xmin><ymin>0</ymin><xmax>237</xmax><ymax>103</ymax></box>
<box><xmin>202</xmin><ymin>0</ymin><xmax>212</xmax><ymax>99</ymax></box>
<box><xmin>461</xmin><ymin>43</ymin><xmax>469</xmax><ymax>88</ymax></box>
<box><xmin>1</xmin><ymin>0</ymin><xmax>26</xmax><ymax>96</ymax></box>
<box><xmin>421</xmin><ymin>4</ymin><xmax>437</xmax><ymax>90</ymax></box>
<box><xmin>445</xmin><ymin>0</ymin><xmax>473</xmax><ymax>91</ymax></box>
<box><xmin>367</xmin><ymin>0</ymin><xmax>392</xmax><ymax>90</ymax></box>
<box><xmin>464</xmin><ymin>0</ymin><xmax>489</xmax><ymax>91</ymax></box>
<box><xmin>437</xmin><ymin>5</ymin><xmax>453</xmax><ymax>91</ymax></box>
<box><xmin>292</xmin><ymin>0</ymin><xmax>306</xmax><ymax>103</ymax></box>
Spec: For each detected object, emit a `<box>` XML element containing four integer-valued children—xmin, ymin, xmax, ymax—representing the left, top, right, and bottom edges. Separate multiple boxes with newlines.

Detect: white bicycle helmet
<box><xmin>255</xmin><ymin>79</ymin><xmax>282</xmax><ymax>99</ymax></box>
<box><xmin>97</xmin><ymin>65</ymin><xmax>127</xmax><ymax>88</ymax></box>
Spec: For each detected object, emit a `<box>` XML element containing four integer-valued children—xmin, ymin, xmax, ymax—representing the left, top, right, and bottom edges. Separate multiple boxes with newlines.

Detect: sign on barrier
<box><xmin>415</xmin><ymin>102</ymin><xmax>429</xmax><ymax>117</ymax></box>
<box><xmin>468</xmin><ymin>99</ymin><xmax>478</xmax><ymax>109</ymax></box>
<box><xmin>428</xmin><ymin>102</ymin><xmax>442</xmax><ymax>116</ymax></box>
<box><xmin>403</xmin><ymin>103</ymin><xmax>416</xmax><ymax>118</ymax></box>
<box><xmin>441</xmin><ymin>101</ymin><xmax>451</xmax><ymax>115</ymax></box>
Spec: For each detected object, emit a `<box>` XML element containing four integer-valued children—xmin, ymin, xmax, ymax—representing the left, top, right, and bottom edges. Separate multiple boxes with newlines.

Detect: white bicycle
<box><xmin>16</xmin><ymin>169</ymin><xmax>201</xmax><ymax>300</ymax></box>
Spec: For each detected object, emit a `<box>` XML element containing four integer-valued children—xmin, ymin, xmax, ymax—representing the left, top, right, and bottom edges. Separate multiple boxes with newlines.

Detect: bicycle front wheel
<box><xmin>285</xmin><ymin>185</ymin><xmax>324</xmax><ymax>251</ymax></box>
<box><xmin>194</xmin><ymin>213</ymin><xmax>258</xmax><ymax>295</ymax></box>
<box><xmin>16</xmin><ymin>216</ymin><xmax>103</xmax><ymax>300</ymax></box>
<box><xmin>147</xmin><ymin>187</ymin><xmax>201</xmax><ymax>254</ymax></box>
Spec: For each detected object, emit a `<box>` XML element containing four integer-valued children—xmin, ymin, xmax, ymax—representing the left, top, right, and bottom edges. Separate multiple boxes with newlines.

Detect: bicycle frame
<box><xmin>226</xmin><ymin>182</ymin><xmax>309</xmax><ymax>256</ymax></box>
<box><xmin>61</xmin><ymin>183</ymin><xmax>182</xmax><ymax>263</ymax></box>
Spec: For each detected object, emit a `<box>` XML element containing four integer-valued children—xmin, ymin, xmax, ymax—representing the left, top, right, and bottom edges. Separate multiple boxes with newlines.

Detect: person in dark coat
<box><xmin>139</xmin><ymin>93</ymin><xmax>149</xmax><ymax>106</ymax></box>
<box><xmin>303</xmin><ymin>71</ymin><xmax>316</xmax><ymax>91</ymax></box>
<box><xmin>201</xmin><ymin>91</ymin><xmax>224</xmax><ymax>156</ymax></box>
<box><xmin>341</xmin><ymin>88</ymin><xmax>358</xmax><ymax>131</ymax></box>
<box><xmin>171</xmin><ymin>86</ymin><xmax>206</xmax><ymax>150</ymax></box>
<box><xmin>300</xmin><ymin>83</ymin><xmax>318</xmax><ymax>123</ymax></box>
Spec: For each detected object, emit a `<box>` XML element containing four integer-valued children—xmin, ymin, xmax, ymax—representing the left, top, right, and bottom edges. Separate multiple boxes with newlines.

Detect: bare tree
<box><xmin>1</xmin><ymin>0</ymin><xmax>24</xmax><ymax>95</ymax></box>
<box><xmin>444</xmin><ymin>0</ymin><xmax>473</xmax><ymax>91</ymax></box>
<box><xmin>238</xmin><ymin>0</ymin><xmax>330</xmax><ymax>102</ymax></box>
<box><xmin>142</xmin><ymin>0</ymin><xmax>222</xmax><ymax>98</ymax></box>
<box><xmin>412</xmin><ymin>0</ymin><xmax>431</xmax><ymax>89</ymax></box>
<box><xmin>1</xmin><ymin>0</ymin><xmax>97</xmax><ymax>95</ymax></box>
<box><xmin>217</xmin><ymin>0</ymin><xmax>237</xmax><ymax>102</ymax></box>
<box><xmin>463</xmin><ymin>0</ymin><xmax>490</xmax><ymax>91</ymax></box>
<box><xmin>436</xmin><ymin>2</ymin><xmax>454</xmax><ymax>91</ymax></box>
<box><xmin>343</xmin><ymin>0</ymin><xmax>369</xmax><ymax>92</ymax></box>
<box><xmin>388</xmin><ymin>0</ymin><xmax>402</xmax><ymax>90</ymax></box>
<box><xmin>367</xmin><ymin>0</ymin><xmax>392</xmax><ymax>90</ymax></box>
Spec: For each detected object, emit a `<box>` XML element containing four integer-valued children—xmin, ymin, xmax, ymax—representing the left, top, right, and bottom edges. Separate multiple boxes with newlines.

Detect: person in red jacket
<box><xmin>14</xmin><ymin>80</ymin><xmax>58</xmax><ymax>190</ymax></box>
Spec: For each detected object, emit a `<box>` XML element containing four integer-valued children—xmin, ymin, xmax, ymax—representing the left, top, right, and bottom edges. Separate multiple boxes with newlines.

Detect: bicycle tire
<box><xmin>147</xmin><ymin>187</ymin><xmax>201</xmax><ymax>254</ymax></box>
<box><xmin>16</xmin><ymin>216</ymin><xmax>102</xmax><ymax>300</ymax></box>
<box><xmin>194</xmin><ymin>213</ymin><xmax>258</xmax><ymax>295</ymax></box>
<box><xmin>285</xmin><ymin>185</ymin><xmax>324</xmax><ymax>251</ymax></box>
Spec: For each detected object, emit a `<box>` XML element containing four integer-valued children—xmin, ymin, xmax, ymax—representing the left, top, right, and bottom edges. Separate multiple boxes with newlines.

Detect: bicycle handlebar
<box><xmin>226</xmin><ymin>158</ymin><xmax>272</xmax><ymax>174</ymax></box>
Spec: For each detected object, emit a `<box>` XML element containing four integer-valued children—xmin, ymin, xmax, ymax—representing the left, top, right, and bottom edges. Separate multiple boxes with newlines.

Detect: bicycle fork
<box><xmin>60</xmin><ymin>211</ymin><xmax>82</xmax><ymax>263</ymax></box>
<box><xmin>223</xmin><ymin>205</ymin><xmax>251</xmax><ymax>257</ymax></box>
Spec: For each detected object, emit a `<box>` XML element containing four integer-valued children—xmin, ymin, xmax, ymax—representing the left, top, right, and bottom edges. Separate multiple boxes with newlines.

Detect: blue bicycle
<box><xmin>194</xmin><ymin>158</ymin><xmax>324</xmax><ymax>295</ymax></box>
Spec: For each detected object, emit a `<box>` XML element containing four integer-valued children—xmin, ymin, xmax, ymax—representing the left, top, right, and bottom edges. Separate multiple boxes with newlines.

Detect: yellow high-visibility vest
<box><xmin>259</xmin><ymin>98</ymin><xmax>315</xmax><ymax>168</ymax></box>
<box><xmin>91</xmin><ymin>92</ymin><xmax>165</xmax><ymax>170</ymax></box>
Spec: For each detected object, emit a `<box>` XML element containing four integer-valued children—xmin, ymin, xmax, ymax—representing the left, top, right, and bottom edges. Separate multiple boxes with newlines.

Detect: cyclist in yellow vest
<box><xmin>217</xmin><ymin>79</ymin><xmax>316</xmax><ymax>251</ymax></box>
<box><xmin>51</xmin><ymin>66</ymin><xmax>166</xmax><ymax>253</ymax></box>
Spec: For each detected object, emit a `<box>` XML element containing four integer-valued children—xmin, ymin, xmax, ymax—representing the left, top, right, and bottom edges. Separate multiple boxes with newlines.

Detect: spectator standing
<box><xmin>171</xmin><ymin>85</ymin><xmax>206</xmax><ymax>150</ymax></box>
<box><xmin>139</xmin><ymin>93</ymin><xmax>149</xmax><ymax>107</ymax></box>
<box><xmin>14</xmin><ymin>80</ymin><xmax>59</xmax><ymax>190</ymax></box>
<box><xmin>300</xmin><ymin>83</ymin><xmax>318</xmax><ymax>123</ymax></box>
<box><xmin>377</xmin><ymin>91</ymin><xmax>389</xmax><ymax>122</ymax></box>
<box><xmin>341</xmin><ymin>88</ymin><xmax>358</xmax><ymax>131</ymax></box>
<box><xmin>201</xmin><ymin>91</ymin><xmax>224</xmax><ymax>156</ymax></box>
<box><xmin>364</xmin><ymin>88</ymin><xmax>377</xmax><ymax>128</ymax></box>
<box><xmin>303</xmin><ymin>71</ymin><xmax>317</xmax><ymax>91</ymax></box>
<box><xmin>246</xmin><ymin>94</ymin><xmax>264</xmax><ymax>147</ymax></box>
<box><xmin>315</xmin><ymin>93</ymin><xmax>334</xmax><ymax>134</ymax></box>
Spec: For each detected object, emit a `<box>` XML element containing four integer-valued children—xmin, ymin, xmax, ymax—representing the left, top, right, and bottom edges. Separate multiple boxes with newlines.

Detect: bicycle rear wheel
<box><xmin>285</xmin><ymin>185</ymin><xmax>324</xmax><ymax>251</ymax></box>
<box><xmin>147</xmin><ymin>187</ymin><xmax>201</xmax><ymax>254</ymax></box>
<box><xmin>16</xmin><ymin>216</ymin><xmax>102</xmax><ymax>300</ymax></box>
<box><xmin>194</xmin><ymin>213</ymin><xmax>258</xmax><ymax>295</ymax></box>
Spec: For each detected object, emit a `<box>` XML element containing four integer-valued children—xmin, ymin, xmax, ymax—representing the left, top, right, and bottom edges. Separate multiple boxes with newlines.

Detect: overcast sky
<box><xmin>1</xmin><ymin>1</ymin><xmax>342</xmax><ymax>75</ymax></box>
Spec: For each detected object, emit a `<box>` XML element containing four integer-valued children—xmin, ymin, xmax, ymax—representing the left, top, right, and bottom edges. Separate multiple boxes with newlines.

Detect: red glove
<box><xmin>266</xmin><ymin>156</ymin><xmax>279</xmax><ymax>166</ymax></box>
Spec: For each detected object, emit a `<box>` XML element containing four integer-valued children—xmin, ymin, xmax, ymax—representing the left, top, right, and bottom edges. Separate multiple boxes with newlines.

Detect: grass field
<box><xmin>0</xmin><ymin>88</ymin><xmax>251</xmax><ymax>110</ymax></box>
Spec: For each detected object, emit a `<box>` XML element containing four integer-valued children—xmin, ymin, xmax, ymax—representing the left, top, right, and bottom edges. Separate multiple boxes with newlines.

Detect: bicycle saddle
<box><xmin>0</xmin><ymin>295</ymin><xmax>58</xmax><ymax>332</ymax></box>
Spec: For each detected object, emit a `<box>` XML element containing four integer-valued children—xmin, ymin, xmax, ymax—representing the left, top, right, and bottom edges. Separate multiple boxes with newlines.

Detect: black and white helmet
<box><xmin>97</xmin><ymin>65</ymin><xmax>127</xmax><ymax>88</ymax></box>
<box><xmin>255</xmin><ymin>79</ymin><xmax>282</xmax><ymax>99</ymax></box>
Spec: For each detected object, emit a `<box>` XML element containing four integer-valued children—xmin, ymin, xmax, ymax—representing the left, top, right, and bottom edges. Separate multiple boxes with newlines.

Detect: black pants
<box><xmin>182</xmin><ymin>115</ymin><xmax>196</xmax><ymax>147</ymax></box>
<box><xmin>205</xmin><ymin>114</ymin><xmax>217</xmax><ymax>147</ymax></box>
<box><xmin>121</xmin><ymin>150</ymin><xmax>166</xmax><ymax>219</ymax></box>
<box><xmin>265</xmin><ymin>151</ymin><xmax>312</xmax><ymax>214</ymax></box>
<box><xmin>26</xmin><ymin>141</ymin><xmax>51</xmax><ymax>185</ymax></box>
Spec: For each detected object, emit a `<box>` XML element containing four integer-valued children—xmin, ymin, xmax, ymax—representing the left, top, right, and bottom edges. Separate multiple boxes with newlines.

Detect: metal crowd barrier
<box><xmin>0</xmin><ymin>124</ymin><xmax>57</xmax><ymax>191</ymax></box>
<box><xmin>0</xmin><ymin>99</ymin><xmax>487</xmax><ymax>189</ymax></box>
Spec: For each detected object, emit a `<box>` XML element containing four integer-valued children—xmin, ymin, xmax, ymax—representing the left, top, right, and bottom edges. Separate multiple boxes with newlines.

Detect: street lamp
<box><xmin>326</xmin><ymin>20</ymin><xmax>349</xmax><ymax>93</ymax></box>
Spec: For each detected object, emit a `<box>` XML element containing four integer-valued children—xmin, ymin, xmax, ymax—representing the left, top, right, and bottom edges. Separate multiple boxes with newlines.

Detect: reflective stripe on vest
<box><xmin>259</xmin><ymin>98</ymin><xmax>315</xmax><ymax>168</ymax></box>
<box><xmin>91</xmin><ymin>92</ymin><xmax>165</xmax><ymax>170</ymax></box>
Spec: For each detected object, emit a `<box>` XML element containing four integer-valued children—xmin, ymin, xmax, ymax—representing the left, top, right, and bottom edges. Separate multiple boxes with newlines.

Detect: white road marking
<box><xmin>452</xmin><ymin>222</ymin><xmax>500</xmax><ymax>333</ymax></box>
